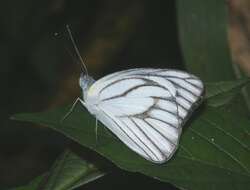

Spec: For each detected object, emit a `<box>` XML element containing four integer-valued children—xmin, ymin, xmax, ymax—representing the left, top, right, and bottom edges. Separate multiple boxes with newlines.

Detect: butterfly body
<box><xmin>78</xmin><ymin>68</ymin><xmax>204</xmax><ymax>163</ymax></box>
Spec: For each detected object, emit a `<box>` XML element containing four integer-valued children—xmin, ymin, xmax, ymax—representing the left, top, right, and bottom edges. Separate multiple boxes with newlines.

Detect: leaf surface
<box><xmin>12</xmin><ymin>100</ymin><xmax>250</xmax><ymax>189</ymax></box>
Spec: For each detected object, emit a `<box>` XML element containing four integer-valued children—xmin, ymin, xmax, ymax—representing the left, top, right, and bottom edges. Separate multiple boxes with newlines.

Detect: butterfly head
<box><xmin>79</xmin><ymin>73</ymin><xmax>95</xmax><ymax>92</ymax></box>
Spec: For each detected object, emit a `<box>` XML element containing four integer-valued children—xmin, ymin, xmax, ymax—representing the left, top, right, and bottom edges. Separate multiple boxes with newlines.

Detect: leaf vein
<box><xmin>189</xmin><ymin>128</ymin><xmax>249</xmax><ymax>174</ymax></box>
<box><xmin>202</xmin><ymin>117</ymin><xmax>250</xmax><ymax>152</ymax></box>
<box><xmin>179</xmin><ymin>145</ymin><xmax>194</xmax><ymax>158</ymax></box>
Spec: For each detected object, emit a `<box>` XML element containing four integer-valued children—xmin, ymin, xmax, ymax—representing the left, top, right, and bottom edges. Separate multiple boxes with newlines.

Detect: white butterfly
<box><xmin>64</xmin><ymin>26</ymin><xmax>204</xmax><ymax>163</ymax></box>
<box><xmin>65</xmin><ymin>68</ymin><xmax>204</xmax><ymax>163</ymax></box>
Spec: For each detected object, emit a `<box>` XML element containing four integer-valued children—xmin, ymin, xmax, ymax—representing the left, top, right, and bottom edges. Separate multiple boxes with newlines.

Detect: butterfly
<box><xmin>64</xmin><ymin>68</ymin><xmax>204</xmax><ymax>163</ymax></box>
<box><xmin>64</xmin><ymin>26</ymin><xmax>204</xmax><ymax>163</ymax></box>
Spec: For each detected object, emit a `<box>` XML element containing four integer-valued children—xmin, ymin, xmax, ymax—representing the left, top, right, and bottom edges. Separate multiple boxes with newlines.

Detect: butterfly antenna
<box><xmin>66</xmin><ymin>24</ymin><xmax>89</xmax><ymax>76</ymax></box>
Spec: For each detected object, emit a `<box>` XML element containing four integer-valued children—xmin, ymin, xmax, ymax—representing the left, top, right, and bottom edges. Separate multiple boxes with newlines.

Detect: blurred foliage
<box><xmin>1</xmin><ymin>0</ymin><xmax>250</xmax><ymax>190</ymax></box>
<box><xmin>205</xmin><ymin>78</ymin><xmax>250</xmax><ymax>107</ymax></box>
<box><xmin>229</xmin><ymin>0</ymin><xmax>250</xmax><ymax>75</ymax></box>
<box><xmin>177</xmin><ymin>0</ymin><xmax>235</xmax><ymax>82</ymax></box>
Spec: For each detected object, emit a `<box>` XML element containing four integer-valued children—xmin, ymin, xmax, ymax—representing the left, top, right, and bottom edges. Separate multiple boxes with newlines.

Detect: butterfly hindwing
<box><xmin>85</xmin><ymin>68</ymin><xmax>204</xmax><ymax>163</ymax></box>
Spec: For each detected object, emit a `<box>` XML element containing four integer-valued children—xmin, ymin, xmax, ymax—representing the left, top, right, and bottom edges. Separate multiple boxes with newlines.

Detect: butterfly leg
<box><xmin>95</xmin><ymin>119</ymin><xmax>99</xmax><ymax>143</ymax></box>
<box><xmin>60</xmin><ymin>97</ymin><xmax>85</xmax><ymax>122</ymax></box>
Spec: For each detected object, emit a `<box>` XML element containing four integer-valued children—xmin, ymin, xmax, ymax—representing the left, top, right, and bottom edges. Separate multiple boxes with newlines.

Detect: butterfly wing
<box><xmin>86</xmin><ymin>68</ymin><xmax>204</xmax><ymax>163</ymax></box>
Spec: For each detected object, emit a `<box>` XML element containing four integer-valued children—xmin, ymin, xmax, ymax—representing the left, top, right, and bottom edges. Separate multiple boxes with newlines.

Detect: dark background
<box><xmin>0</xmin><ymin>0</ymin><xmax>186</xmax><ymax>189</ymax></box>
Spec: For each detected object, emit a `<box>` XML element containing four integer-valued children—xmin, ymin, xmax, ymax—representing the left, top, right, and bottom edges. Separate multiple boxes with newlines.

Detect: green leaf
<box><xmin>43</xmin><ymin>149</ymin><xmax>105</xmax><ymax>190</ymax></box>
<box><xmin>177</xmin><ymin>0</ymin><xmax>235</xmax><ymax>81</ymax></box>
<box><xmin>8</xmin><ymin>150</ymin><xmax>105</xmax><ymax>190</ymax></box>
<box><xmin>12</xmin><ymin>101</ymin><xmax>250</xmax><ymax>190</ymax></box>
<box><xmin>8</xmin><ymin>175</ymin><xmax>45</xmax><ymax>190</ymax></box>
<box><xmin>205</xmin><ymin>79</ymin><xmax>250</xmax><ymax>107</ymax></box>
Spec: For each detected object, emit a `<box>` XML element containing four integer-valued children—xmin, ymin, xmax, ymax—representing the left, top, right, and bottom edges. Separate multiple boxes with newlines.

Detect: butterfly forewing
<box><xmin>85</xmin><ymin>68</ymin><xmax>204</xmax><ymax>163</ymax></box>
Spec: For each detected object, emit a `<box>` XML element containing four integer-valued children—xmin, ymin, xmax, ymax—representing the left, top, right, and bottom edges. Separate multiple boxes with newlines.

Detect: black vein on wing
<box><xmin>134</xmin><ymin>72</ymin><xmax>202</xmax><ymax>89</ymax></box>
<box><xmin>130</xmin><ymin>73</ymin><xmax>202</xmax><ymax>100</ymax></box>
<box><xmin>143</xmin><ymin>118</ymin><xmax>178</xmax><ymax>146</ymax></box>
<box><xmin>148</xmin><ymin>116</ymin><xmax>178</xmax><ymax>129</ymax></box>
<box><xmin>176</xmin><ymin>92</ymin><xmax>193</xmax><ymax>106</ymax></box>
<box><xmin>120</xmin><ymin>118</ymin><xmax>160</xmax><ymax>160</ymax></box>
<box><xmin>152</xmin><ymin>96</ymin><xmax>186</xmax><ymax>112</ymax></box>
<box><xmin>150</xmin><ymin>96</ymin><xmax>184</xmax><ymax>121</ymax></box>
<box><xmin>126</xmin><ymin>96</ymin><xmax>181</xmax><ymax>123</ymax></box>
<box><xmin>100</xmin><ymin>109</ymin><xmax>154</xmax><ymax>160</ymax></box>
<box><xmin>154</xmin><ymin>101</ymin><xmax>182</xmax><ymax>120</ymax></box>
<box><xmin>101</xmin><ymin>78</ymin><xmax>170</xmax><ymax>101</ymax></box>
<box><xmin>99</xmin><ymin>77</ymin><xmax>147</xmax><ymax>95</ymax></box>
<box><xmin>137</xmin><ymin>73</ymin><xmax>204</xmax><ymax>96</ymax></box>
<box><xmin>150</xmin><ymin>72</ymin><xmax>202</xmax><ymax>88</ymax></box>
<box><xmin>157</xmin><ymin>77</ymin><xmax>198</xmax><ymax>106</ymax></box>
<box><xmin>166</xmin><ymin>76</ymin><xmax>203</xmax><ymax>90</ymax></box>
<box><xmin>118</xmin><ymin>104</ymin><xmax>180</xmax><ymax>137</ymax></box>
<box><xmin>130</xmin><ymin>117</ymin><xmax>165</xmax><ymax>159</ymax></box>
<box><xmin>167</xmin><ymin>79</ymin><xmax>200</xmax><ymax>98</ymax></box>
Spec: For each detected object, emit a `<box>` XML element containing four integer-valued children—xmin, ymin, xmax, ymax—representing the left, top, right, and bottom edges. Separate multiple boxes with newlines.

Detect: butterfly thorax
<box><xmin>79</xmin><ymin>73</ymin><xmax>99</xmax><ymax>115</ymax></box>
<box><xmin>79</xmin><ymin>73</ymin><xmax>95</xmax><ymax>100</ymax></box>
